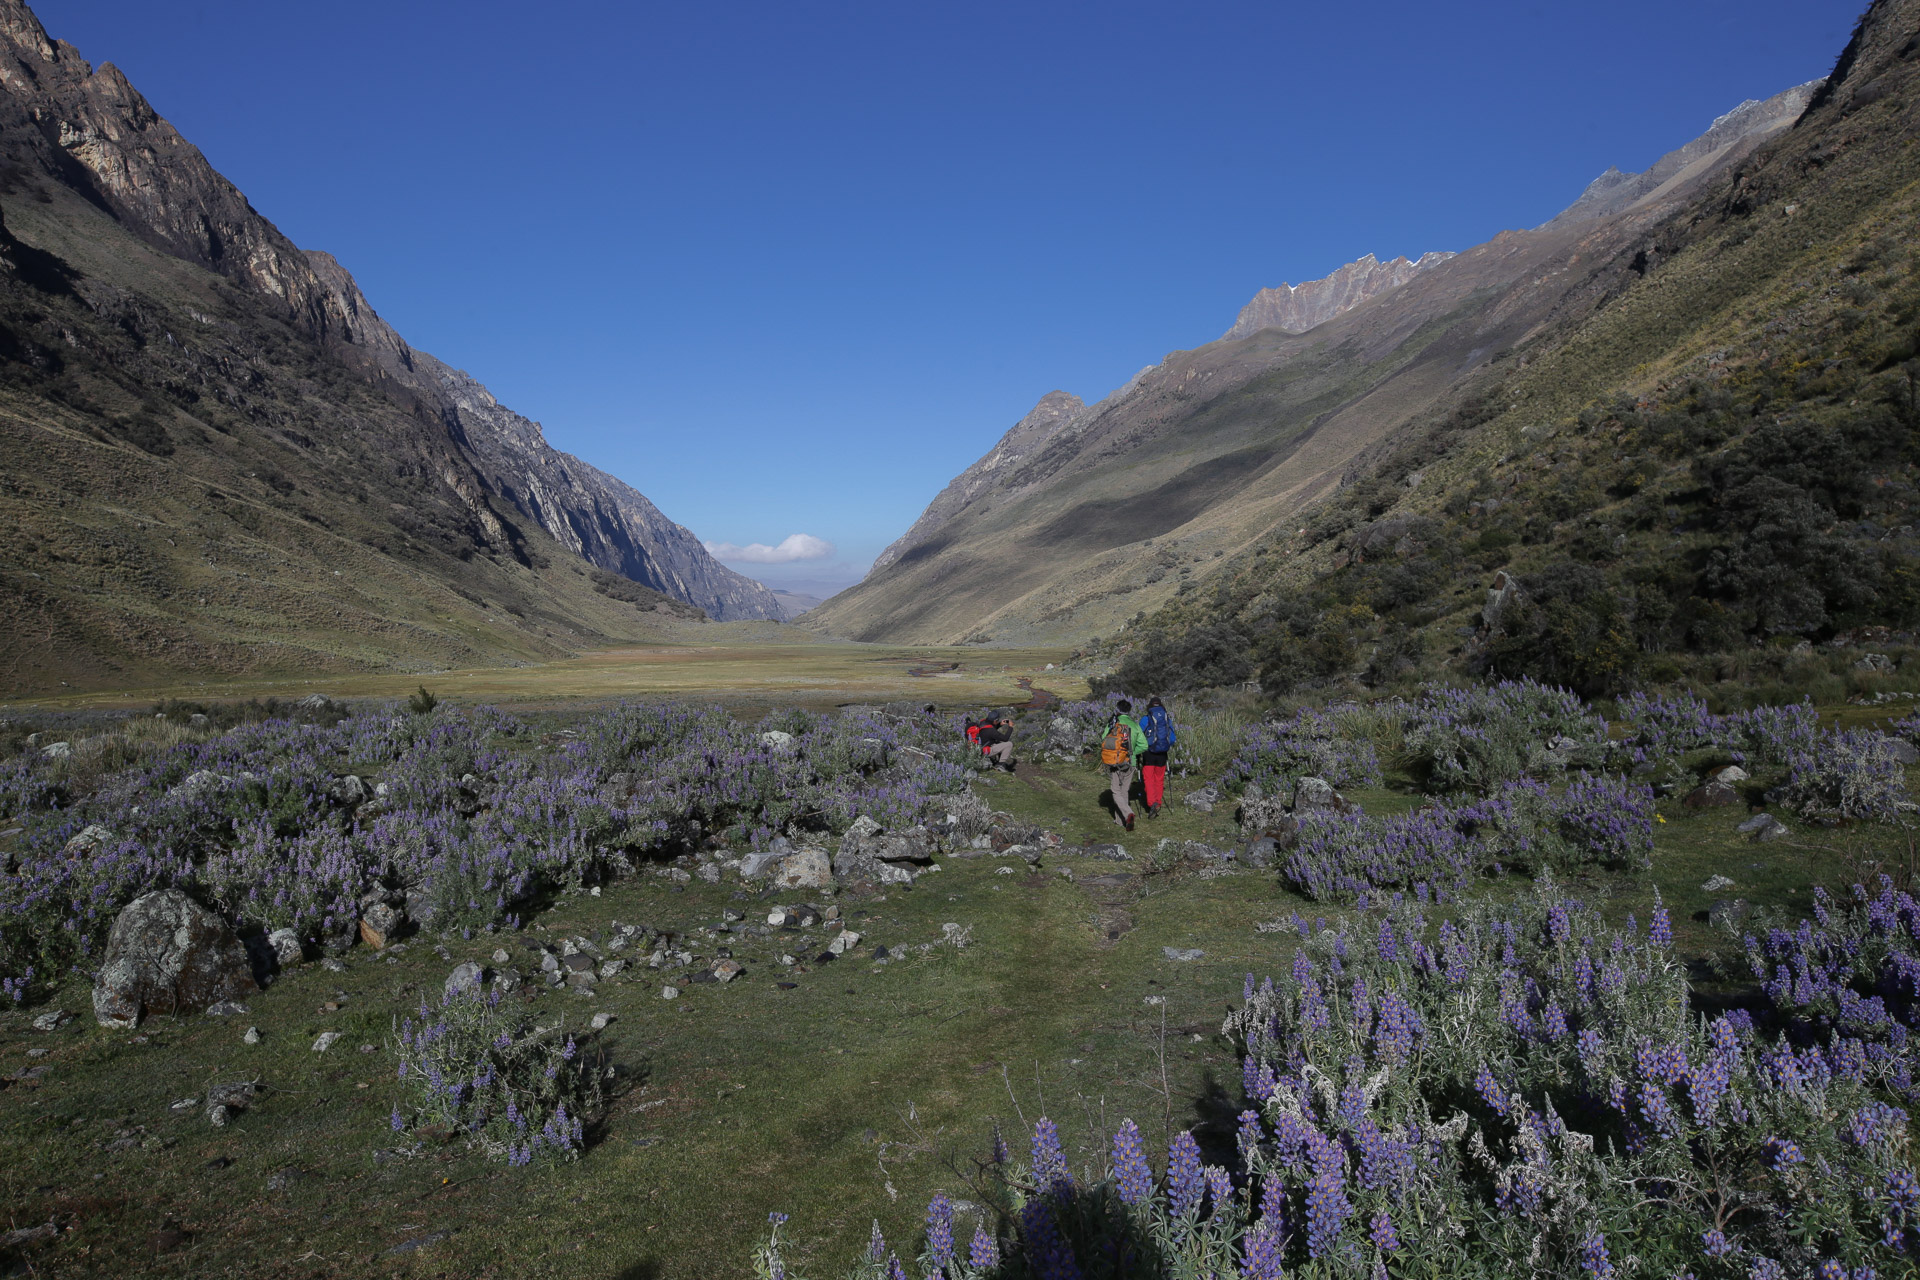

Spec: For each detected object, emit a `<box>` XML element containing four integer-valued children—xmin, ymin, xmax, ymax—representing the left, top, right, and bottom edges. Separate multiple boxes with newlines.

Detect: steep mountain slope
<box><xmin>1098</xmin><ymin>0</ymin><xmax>1920</xmax><ymax>699</ymax></box>
<box><xmin>807</xmin><ymin>78</ymin><xmax>1816</xmax><ymax>648</ymax></box>
<box><xmin>0</xmin><ymin>0</ymin><xmax>777</xmax><ymax>695</ymax></box>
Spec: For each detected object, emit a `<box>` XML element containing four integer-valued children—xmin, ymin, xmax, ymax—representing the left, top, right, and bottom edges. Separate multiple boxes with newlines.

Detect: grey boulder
<box><xmin>92</xmin><ymin>889</ymin><xmax>259</xmax><ymax>1029</ymax></box>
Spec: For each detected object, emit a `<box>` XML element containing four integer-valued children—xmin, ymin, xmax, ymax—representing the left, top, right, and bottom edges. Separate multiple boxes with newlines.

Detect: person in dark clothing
<box><xmin>1137</xmin><ymin>696</ymin><xmax>1174</xmax><ymax>817</ymax></box>
<box><xmin>978</xmin><ymin>716</ymin><xmax>1015</xmax><ymax>770</ymax></box>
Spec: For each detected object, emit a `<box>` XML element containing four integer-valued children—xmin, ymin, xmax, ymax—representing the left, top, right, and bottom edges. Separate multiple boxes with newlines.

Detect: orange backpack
<box><xmin>1100</xmin><ymin>718</ymin><xmax>1131</xmax><ymax>766</ymax></box>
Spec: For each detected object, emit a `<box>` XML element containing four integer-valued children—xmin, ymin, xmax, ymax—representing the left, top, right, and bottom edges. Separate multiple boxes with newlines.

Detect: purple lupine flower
<box><xmin>1702</xmin><ymin>1228</ymin><xmax>1732</xmax><ymax>1257</ymax></box>
<box><xmin>1205</xmin><ymin>1165</ymin><xmax>1233</xmax><ymax>1215</ymax></box>
<box><xmin>1579</xmin><ymin>1232</ymin><xmax>1614</xmax><ymax>1278</ymax></box>
<box><xmin>925</xmin><ymin>1192</ymin><xmax>954</xmax><ymax>1268</ymax></box>
<box><xmin>1111</xmin><ymin>1119</ymin><xmax>1153</xmax><ymax>1206</ymax></box>
<box><xmin>968</xmin><ymin>1225</ymin><xmax>999</xmax><ymax>1269</ymax></box>
<box><xmin>1241</xmin><ymin>1217</ymin><xmax>1285</xmax><ymax>1279</ymax></box>
<box><xmin>1031</xmin><ymin>1117</ymin><xmax>1071</xmax><ymax>1195</ymax></box>
<box><xmin>1304</xmin><ymin>1125</ymin><xmax>1350</xmax><ymax>1258</ymax></box>
<box><xmin>1370</xmin><ymin>1209</ymin><xmax>1399</xmax><ymax>1253</ymax></box>
<box><xmin>868</xmin><ymin>1219</ymin><xmax>885</xmax><ymax>1262</ymax></box>
<box><xmin>390</xmin><ymin>1107</ymin><xmax>405</xmax><ymax>1132</ymax></box>
<box><xmin>1168</xmin><ymin>1130</ymin><xmax>1204</xmax><ymax>1217</ymax></box>
<box><xmin>1650</xmin><ymin>892</ymin><xmax>1672</xmax><ymax>947</ymax></box>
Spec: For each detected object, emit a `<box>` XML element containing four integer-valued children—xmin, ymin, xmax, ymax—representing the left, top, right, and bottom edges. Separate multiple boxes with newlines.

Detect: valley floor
<box><xmin>0</xmin><ymin>696</ymin><xmax>1910</xmax><ymax>1278</ymax></box>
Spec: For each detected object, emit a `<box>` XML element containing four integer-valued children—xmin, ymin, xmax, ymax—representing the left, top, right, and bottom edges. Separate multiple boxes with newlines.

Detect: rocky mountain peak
<box><xmin>1546</xmin><ymin>80</ymin><xmax>1820</xmax><ymax>226</ymax></box>
<box><xmin>1223</xmin><ymin>251</ymin><xmax>1455</xmax><ymax>340</ymax></box>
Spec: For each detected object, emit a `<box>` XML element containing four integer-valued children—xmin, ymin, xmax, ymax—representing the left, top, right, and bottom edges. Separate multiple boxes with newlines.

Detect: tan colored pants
<box><xmin>987</xmin><ymin>740</ymin><xmax>1015</xmax><ymax>767</ymax></box>
<box><xmin>1108</xmin><ymin>763</ymin><xmax>1135</xmax><ymax>822</ymax></box>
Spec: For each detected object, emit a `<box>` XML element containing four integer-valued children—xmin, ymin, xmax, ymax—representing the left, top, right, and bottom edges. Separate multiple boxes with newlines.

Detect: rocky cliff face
<box><xmin>0</xmin><ymin>0</ymin><xmax>779</xmax><ymax>622</ymax></box>
<box><xmin>1223</xmin><ymin>251</ymin><xmax>1455</xmax><ymax>340</ymax></box>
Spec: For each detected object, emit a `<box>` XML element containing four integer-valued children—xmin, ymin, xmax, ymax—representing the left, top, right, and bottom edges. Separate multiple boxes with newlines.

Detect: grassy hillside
<box><xmin>1097</xmin><ymin>0</ymin><xmax>1920</xmax><ymax>704</ymax></box>
<box><xmin>0</xmin><ymin>185</ymin><xmax>713</xmax><ymax>697</ymax></box>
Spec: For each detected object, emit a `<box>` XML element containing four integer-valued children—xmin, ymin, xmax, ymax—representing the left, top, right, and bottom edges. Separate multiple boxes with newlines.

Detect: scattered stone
<box><xmin>243</xmin><ymin>1026</ymin><xmax>261</xmax><ymax>1044</ymax></box>
<box><xmin>493</xmin><ymin>968</ymin><xmax>522</xmax><ymax>994</ymax></box>
<box><xmin>598</xmin><ymin>959</ymin><xmax>626</xmax><ymax>979</ymax></box>
<box><xmin>208</xmin><ymin>1081</ymin><xmax>256</xmax><ymax>1113</ymax></box>
<box><xmin>1703</xmin><ymin>898</ymin><xmax>1750</xmax><ymax>928</ymax></box>
<box><xmin>1</xmin><ymin>1223</ymin><xmax>57</xmax><ymax>1249</ymax></box>
<box><xmin>321</xmin><ymin>957</ymin><xmax>347</xmax><ymax>973</ymax></box>
<box><xmin>1889</xmin><ymin>738</ymin><xmax>1920</xmax><ymax>765</ymax></box>
<box><xmin>1291</xmin><ymin>776</ymin><xmax>1353</xmax><ymax>814</ymax></box>
<box><xmin>1701</xmin><ymin>875</ymin><xmax>1736</xmax><ymax>893</ymax></box>
<box><xmin>169</xmin><ymin>1097</ymin><xmax>200</xmax><ymax>1113</ymax></box>
<box><xmin>661</xmin><ymin>986</ymin><xmax>680</xmax><ymax>1000</ymax></box>
<box><xmin>384</xmin><ymin>1231</ymin><xmax>449</xmax><ymax>1256</ymax></box>
<box><xmin>1082</xmin><ymin>843</ymin><xmax>1131</xmax><ymax>861</ymax></box>
<box><xmin>30</xmin><ymin>1009</ymin><xmax>71</xmax><ymax>1032</ymax></box>
<box><xmin>492</xmin><ymin>948</ymin><xmax>511</xmax><ymax>964</ymax></box>
<box><xmin>327</xmin><ymin>774</ymin><xmax>367</xmax><ymax>807</ymax></box>
<box><xmin>265</xmin><ymin>1167</ymin><xmax>307</xmax><ymax>1192</ymax></box>
<box><xmin>827</xmin><ymin>930</ymin><xmax>863</xmax><ymax>956</ymax></box>
<box><xmin>1856</xmin><ymin>653</ymin><xmax>1894</xmax><ymax>672</ymax></box>
<box><xmin>1682</xmin><ymin>782</ymin><xmax>1739</xmax><ymax>809</ymax></box>
<box><xmin>590</xmin><ymin>1012</ymin><xmax>615</xmax><ymax>1030</ymax></box>
<box><xmin>721</xmin><ymin>909</ymin><xmax>744</xmax><ymax>923</ymax></box>
<box><xmin>24</xmin><ymin>1047</ymin><xmax>47</xmax><ymax>1059</ymax></box>
<box><xmin>166</xmin><ymin>770</ymin><xmax>230</xmax><ymax>804</ymax></box>
<box><xmin>1712</xmin><ymin>765</ymin><xmax>1750</xmax><ymax>785</ymax></box>
<box><xmin>760</xmin><ymin>730</ymin><xmax>795</xmax><ymax>749</ymax></box>
<box><xmin>92</xmin><ymin>889</ymin><xmax>259</xmax><ymax>1029</ymax></box>
<box><xmin>62</xmin><ymin>823</ymin><xmax>115</xmax><ymax>857</ymax></box>
<box><xmin>266</xmin><ymin>928</ymin><xmax>303</xmax><ymax>968</ymax></box>
<box><xmin>311</xmin><ymin>1031</ymin><xmax>343</xmax><ymax>1053</ymax></box>
<box><xmin>1183</xmin><ymin>786</ymin><xmax>1218</xmax><ymax>814</ymax></box>
<box><xmin>359</xmin><ymin>902</ymin><xmax>404</xmax><ymax>949</ymax></box>
<box><xmin>1056</xmin><ymin>866</ymin><xmax>1075</xmax><ymax>882</ymax></box>
<box><xmin>713</xmin><ymin>959</ymin><xmax>744</xmax><ymax>983</ymax></box>
<box><xmin>995</xmin><ymin>866</ymin><xmax>1016</xmax><ymax>876</ymax></box>
<box><xmin>563</xmin><ymin>953</ymin><xmax>596</xmax><ymax>974</ymax></box>
<box><xmin>444</xmin><ymin>962</ymin><xmax>487</xmax><ymax>998</ymax></box>
<box><xmin>739</xmin><ymin>849</ymin><xmax>785</xmax><ymax>879</ymax></box>
<box><xmin>38</xmin><ymin>740</ymin><xmax>70</xmax><ymax>759</ymax></box>
<box><xmin>204</xmin><ymin>1000</ymin><xmax>248</xmax><ymax>1016</ymax></box>
<box><xmin>1752</xmin><ymin>817</ymin><xmax>1792</xmax><ymax>843</ymax></box>
<box><xmin>1242</xmin><ymin>837</ymin><xmax>1280</xmax><ymax>868</ymax></box>
<box><xmin>773</xmin><ymin>848</ymin><xmax>833</xmax><ymax>891</ymax></box>
<box><xmin>1162</xmin><ymin>947</ymin><xmax>1205</xmax><ymax>962</ymax></box>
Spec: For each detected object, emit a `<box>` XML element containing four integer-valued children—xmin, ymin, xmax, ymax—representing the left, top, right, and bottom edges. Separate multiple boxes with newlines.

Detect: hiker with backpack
<box><xmin>978</xmin><ymin>715</ymin><xmax>1016</xmax><ymax>771</ymax></box>
<box><xmin>1100</xmin><ymin>700</ymin><xmax>1149</xmax><ymax>831</ymax></box>
<box><xmin>1137</xmin><ymin>696</ymin><xmax>1175</xmax><ymax>817</ymax></box>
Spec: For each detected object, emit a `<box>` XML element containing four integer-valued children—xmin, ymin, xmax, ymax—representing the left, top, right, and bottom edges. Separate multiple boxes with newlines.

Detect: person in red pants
<box><xmin>1137</xmin><ymin>696</ymin><xmax>1175</xmax><ymax>817</ymax></box>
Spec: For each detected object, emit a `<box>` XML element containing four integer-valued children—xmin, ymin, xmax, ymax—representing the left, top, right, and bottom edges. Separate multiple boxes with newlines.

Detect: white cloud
<box><xmin>704</xmin><ymin>533</ymin><xmax>836</xmax><ymax>564</ymax></box>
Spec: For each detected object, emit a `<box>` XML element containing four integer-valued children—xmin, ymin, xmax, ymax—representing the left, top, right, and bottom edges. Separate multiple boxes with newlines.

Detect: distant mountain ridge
<box><xmin>0</xmin><ymin>0</ymin><xmax>778</xmax><ymax>624</ymax></box>
<box><xmin>1224</xmin><ymin>251</ymin><xmax>1456</xmax><ymax>340</ymax></box>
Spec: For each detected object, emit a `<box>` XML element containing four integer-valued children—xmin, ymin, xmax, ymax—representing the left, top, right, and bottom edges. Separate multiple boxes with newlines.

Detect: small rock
<box><xmin>444</xmin><ymin>962</ymin><xmax>486</xmax><ymax>998</ymax></box>
<box><xmin>773</xmin><ymin>848</ymin><xmax>833</xmax><ymax>891</ymax></box>
<box><xmin>243</xmin><ymin>1026</ymin><xmax>261</xmax><ymax>1044</ymax></box>
<box><xmin>563</xmin><ymin>952</ymin><xmax>596</xmax><ymax>974</ymax></box>
<box><xmin>30</xmin><ymin>1009</ymin><xmax>71</xmax><ymax>1032</ymax></box>
<box><xmin>266</xmin><ymin>929</ymin><xmax>303</xmax><ymax>968</ymax></box>
<box><xmin>1162</xmin><ymin>947</ymin><xmax>1205</xmax><ymax>962</ymax></box>
<box><xmin>169</xmin><ymin>1097</ymin><xmax>200</xmax><ymax>1113</ymax></box>
<box><xmin>1889</xmin><ymin>739</ymin><xmax>1920</xmax><ymax>765</ymax></box>
<box><xmin>208</xmin><ymin>1104</ymin><xmax>231</xmax><ymax>1127</ymax></box>
<box><xmin>713</xmin><ymin>959</ymin><xmax>744</xmax><ymax>983</ymax></box>
<box><xmin>1055</xmin><ymin>866</ymin><xmax>1075</xmax><ymax>882</ymax></box>
<box><xmin>62</xmin><ymin>824</ymin><xmax>115</xmax><ymax>857</ymax></box>
<box><xmin>760</xmin><ymin>730</ymin><xmax>795</xmax><ymax>748</ymax></box>
<box><xmin>1183</xmin><ymin>786</ymin><xmax>1218</xmax><ymax>813</ymax></box>
<box><xmin>590</xmin><ymin>1012</ymin><xmax>615</xmax><ymax>1030</ymax></box>
<box><xmin>1753</xmin><ymin>817</ymin><xmax>1792</xmax><ymax>843</ymax></box>
<box><xmin>321</xmin><ymin>957</ymin><xmax>347</xmax><ymax>973</ymax></box>
<box><xmin>1291</xmin><ymin>776</ymin><xmax>1351</xmax><ymax>813</ymax></box>
<box><xmin>311</xmin><ymin>1031</ymin><xmax>343</xmax><ymax>1053</ymax></box>
<box><xmin>995</xmin><ymin>866</ymin><xmax>1016</xmax><ymax>876</ymax></box>
<box><xmin>598</xmin><ymin>959</ymin><xmax>626</xmax><ymax>979</ymax></box>
<box><xmin>827</xmin><ymin>930</ymin><xmax>863</xmax><ymax>956</ymax></box>
<box><xmin>208</xmin><ymin>1081</ymin><xmax>256</xmax><ymax>1111</ymax></box>
<box><xmin>493</xmin><ymin>968</ymin><xmax>522</xmax><ymax>993</ymax></box>
<box><xmin>1682</xmin><ymin>782</ymin><xmax>1739</xmax><ymax>809</ymax></box>
<box><xmin>1701</xmin><ymin>875</ymin><xmax>1736</xmax><ymax>892</ymax></box>
<box><xmin>265</xmin><ymin>1168</ymin><xmax>306</xmax><ymax>1192</ymax></box>
<box><xmin>661</xmin><ymin>986</ymin><xmax>680</xmax><ymax>1000</ymax></box>
<box><xmin>1856</xmin><ymin>653</ymin><xmax>1894</xmax><ymax>672</ymax></box>
<box><xmin>1711</xmin><ymin>765</ymin><xmax>1749</xmax><ymax>785</ymax></box>
<box><xmin>1703</xmin><ymin>898</ymin><xmax>1751</xmax><ymax>928</ymax></box>
<box><xmin>204</xmin><ymin>1000</ymin><xmax>248</xmax><ymax>1016</ymax></box>
<box><xmin>359</xmin><ymin>902</ymin><xmax>404</xmax><ymax>949</ymax></box>
<box><xmin>39</xmin><ymin>740</ymin><xmax>70</xmax><ymax>759</ymax></box>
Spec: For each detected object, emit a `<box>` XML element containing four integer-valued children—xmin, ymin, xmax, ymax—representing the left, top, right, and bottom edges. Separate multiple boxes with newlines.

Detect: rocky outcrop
<box><xmin>869</xmin><ymin>391</ymin><xmax>1086</xmax><ymax>574</ymax></box>
<box><xmin>1546</xmin><ymin>83</ymin><xmax>1820</xmax><ymax>226</ymax></box>
<box><xmin>0</xmin><ymin>0</ymin><xmax>780</xmax><ymax>623</ymax></box>
<box><xmin>1224</xmin><ymin>252</ymin><xmax>1455</xmax><ymax>340</ymax></box>
<box><xmin>91</xmin><ymin>889</ymin><xmax>258</xmax><ymax>1028</ymax></box>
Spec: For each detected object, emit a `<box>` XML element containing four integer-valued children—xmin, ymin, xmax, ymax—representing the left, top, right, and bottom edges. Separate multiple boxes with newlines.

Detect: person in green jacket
<box><xmin>1103</xmin><ymin>699</ymin><xmax>1149</xmax><ymax>831</ymax></box>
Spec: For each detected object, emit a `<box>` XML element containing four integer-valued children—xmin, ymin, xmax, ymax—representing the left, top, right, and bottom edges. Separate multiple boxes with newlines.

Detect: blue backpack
<box><xmin>1141</xmin><ymin>706</ymin><xmax>1175</xmax><ymax>753</ymax></box>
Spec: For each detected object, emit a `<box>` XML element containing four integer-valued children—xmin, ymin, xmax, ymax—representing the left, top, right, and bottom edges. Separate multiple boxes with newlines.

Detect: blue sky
<box><xmin>34</xmin><ymin>0</ymin><xmax>1860</xmax><ymax>595</ymax></box>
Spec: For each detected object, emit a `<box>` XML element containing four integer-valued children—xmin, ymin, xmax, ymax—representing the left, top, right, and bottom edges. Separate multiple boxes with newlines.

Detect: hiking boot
<box><xmin>1123</xmin><ymin>813</ymin><xmax>1135</xmax><ymax>832</ymax></box>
